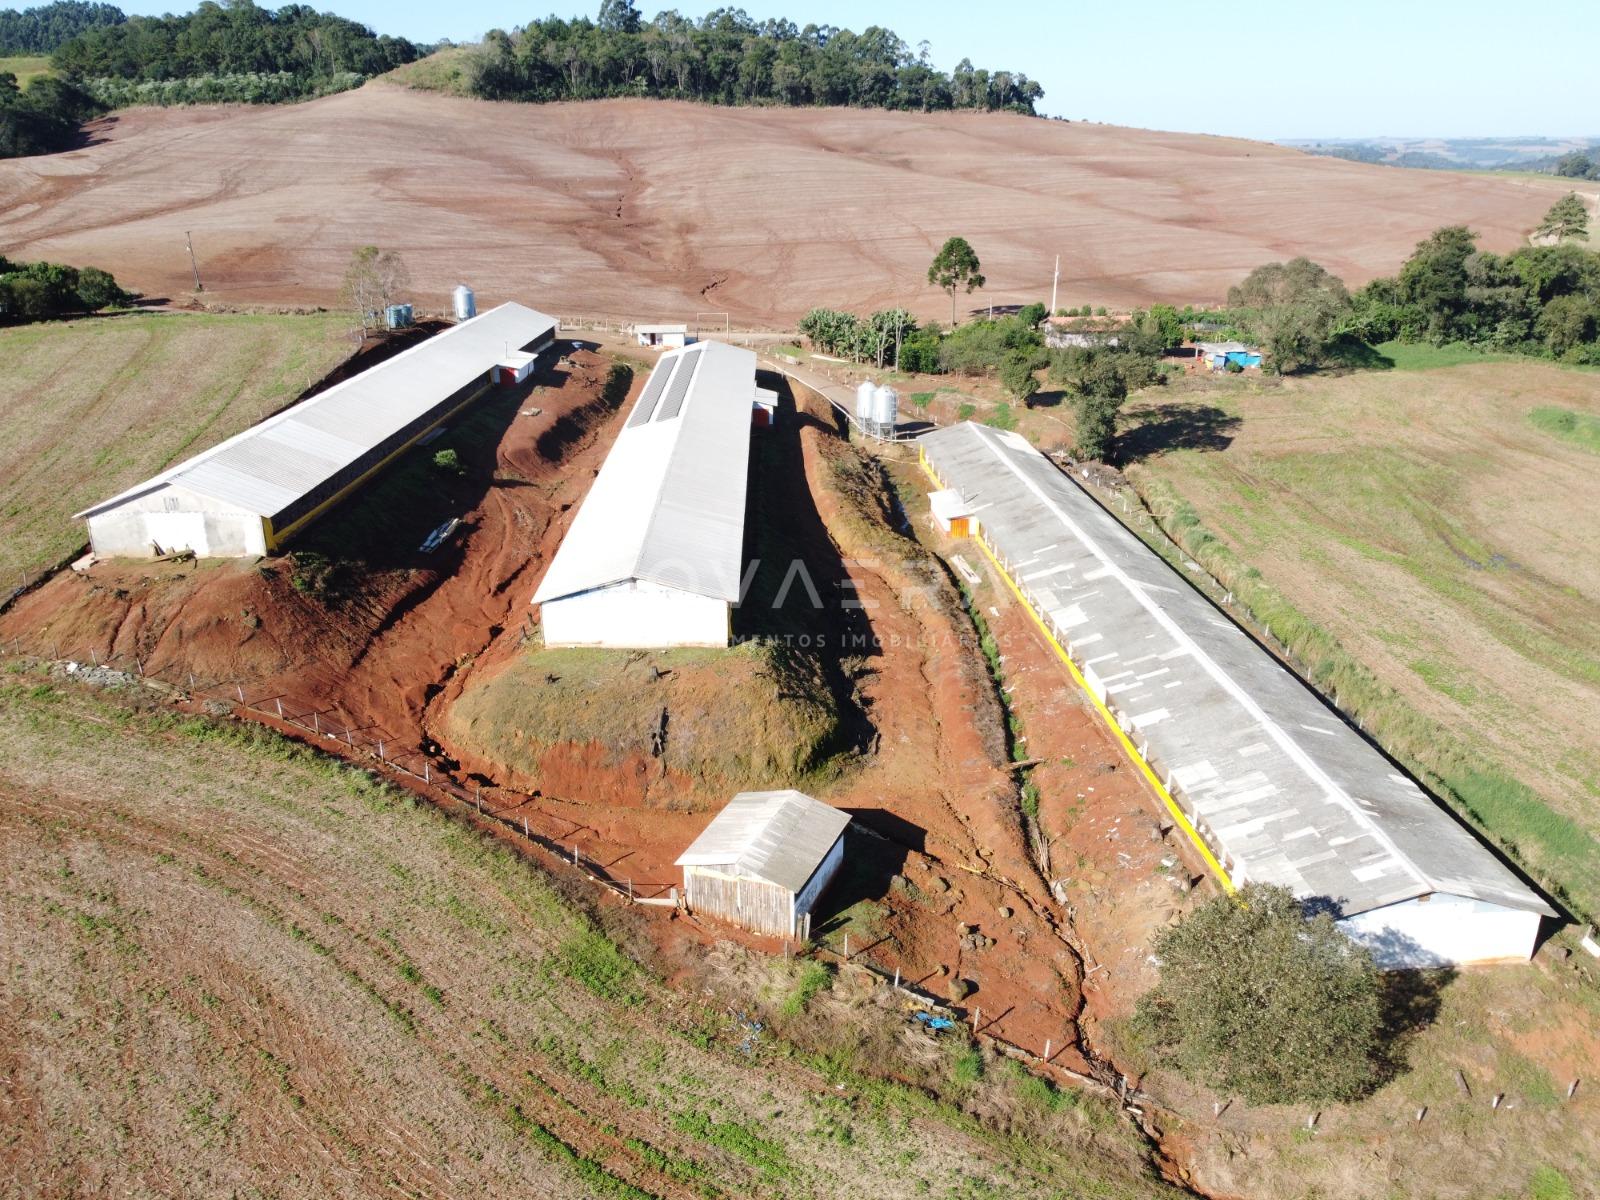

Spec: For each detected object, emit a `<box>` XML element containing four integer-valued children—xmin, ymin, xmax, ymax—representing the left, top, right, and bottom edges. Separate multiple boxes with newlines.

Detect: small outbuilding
<box><xmin>1196</xmin><ymin>340</ymin><xmax>1263</xmax><ymax>370</ymax></box>
<box><xmin>675</xmin><ymin>790</ymin><xmax>851</xmax><ymax>939</ymax></box>
<box><xmin>634</xmin><ymin>323</ymin><xmax>690</xmax><ymax>349</ymax></box>
<box><xmin>492</xmin><ymin>351</ymin><xmax>537</xmax><ymax>386</ymax></box>
<box><xmin>928</xmin><ymin>488</ymin><xmax>974</xmax><ymax>537</ymax></box>
<box><xmin>752</xmin><ymin>385</ymin><xmax>778</xmax><ymax>428</ymax></box>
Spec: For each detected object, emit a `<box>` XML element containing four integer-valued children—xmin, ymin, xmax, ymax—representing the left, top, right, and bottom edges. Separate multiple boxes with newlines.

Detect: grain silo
<box><xmin>453</xmin><ymin>284</ymin><xmax>477</xmax><ymax>321</ymax></box>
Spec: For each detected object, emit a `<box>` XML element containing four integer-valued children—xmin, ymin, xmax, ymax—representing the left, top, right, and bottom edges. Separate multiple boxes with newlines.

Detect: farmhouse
<box><xmin>919</xmin><ymin>421</ymin><xmax>1556</xmax><ymax>968</ymax></box>
<box><xmin>675</xmin><ymin>790</ymin><xmax>851</xmax><ymax>938</ymax></box>
<box><xmin>74</xmin><ymin>303</ymin><xmax>556</xmax><ymax>559</ymax></box>
<box><xmin>532</xmin><ymin>341</ymin><xmax>759</xmax><ymax>648</ymax></box>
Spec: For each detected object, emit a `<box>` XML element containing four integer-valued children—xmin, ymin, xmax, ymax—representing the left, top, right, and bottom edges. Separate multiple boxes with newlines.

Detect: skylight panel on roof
<box><xmin>655</xmin><ymin>347</ymin><xmax>702</xmax><ymax>421</ymax></box>
<box><xmin>626</xmin><ymin>357</ymin><xmax>677</xmax><ymax>427</ymax></box>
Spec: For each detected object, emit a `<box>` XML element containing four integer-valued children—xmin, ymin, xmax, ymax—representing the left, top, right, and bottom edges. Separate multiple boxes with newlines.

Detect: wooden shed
<box><xmin>674</xmin><ymin>790</ymin><xmax>850</xmax><ymax>939</ymax></box>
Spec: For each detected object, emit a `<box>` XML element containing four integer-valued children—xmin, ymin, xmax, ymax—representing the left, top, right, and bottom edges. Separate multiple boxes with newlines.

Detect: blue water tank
<box><xmin>384</xmin><ymin>303</ymin><xmax>413</xmax><ymax>330</ymax></box>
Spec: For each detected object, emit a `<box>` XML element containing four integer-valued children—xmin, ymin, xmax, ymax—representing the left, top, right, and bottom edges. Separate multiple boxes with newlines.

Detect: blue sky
<box><xmin>117</xmin><ymin>0</ymin><xmax>1600</xmax><ymax>141</ymax></box>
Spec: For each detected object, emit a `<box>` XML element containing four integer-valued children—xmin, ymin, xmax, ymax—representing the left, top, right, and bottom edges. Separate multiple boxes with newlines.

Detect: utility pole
<box><xmin>1050</xmin><ymin>254</ymin><xmax>1060</xmax><ymax>315</ymax></box>
<box><xmin>185</xmin><ymin>231</ymin><xmax>203</xmax><ymax>293</ymax></box>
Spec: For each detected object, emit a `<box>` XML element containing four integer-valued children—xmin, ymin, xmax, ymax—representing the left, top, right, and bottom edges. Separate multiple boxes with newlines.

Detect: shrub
<box><xmin>432</xmin><ymin>448</ymin><xmax>462</xmax><ymax>474</ymax></box>
<box><xmin>1132</xmin><ymin>884</ymin><xmax>1385</xmax><ymax>1105</ymax></box>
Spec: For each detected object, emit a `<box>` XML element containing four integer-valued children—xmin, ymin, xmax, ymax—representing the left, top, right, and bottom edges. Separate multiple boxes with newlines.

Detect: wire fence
<box><xmin>3</xmin><ymin>635</ymin><xmax>1583</xmax><ymax>1133</ymax></box>
<box><xmin>0</xmin><ymin>636</ymin><xmax>680</xmax><ymax>909</ymax></box>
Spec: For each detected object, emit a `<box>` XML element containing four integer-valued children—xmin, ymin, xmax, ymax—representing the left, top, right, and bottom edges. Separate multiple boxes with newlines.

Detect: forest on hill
<box><xmin>0</xmin><ymin>0</ymin><xmax>120</xmax><ymax>52</ymax></box>
<box><xmin>469</xmin><ymin>0</ymin><xmax>1044</xmax><ymax>113</ymax></box>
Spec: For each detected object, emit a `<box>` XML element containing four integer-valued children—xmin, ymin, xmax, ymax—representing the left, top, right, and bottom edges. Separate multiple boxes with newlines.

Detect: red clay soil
<box><xmin>939</xmin><ymin>521</ymin><xmax>1219</xmax><ymax>1031</ymax></box>
<box><xmin>0</xmin><ymin>346</ymin><xmax>633</xmax><ymax>743</ymax></box>
<box><xmin>1</xmin><ymin>357</ymin><xmax>1104</xmax><ymax>1072</ymax></box>
<box><xmin>0</xmin><ymin>83</ymin><xmax>1566</xmax><ymax>324</ymax></box>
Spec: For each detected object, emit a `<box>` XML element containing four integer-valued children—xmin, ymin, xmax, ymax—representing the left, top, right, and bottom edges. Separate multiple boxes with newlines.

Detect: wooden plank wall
<box><xmin>684</xmin><ymin>868</ymin><xmax>794</xmax><ymax>937</ymax></box>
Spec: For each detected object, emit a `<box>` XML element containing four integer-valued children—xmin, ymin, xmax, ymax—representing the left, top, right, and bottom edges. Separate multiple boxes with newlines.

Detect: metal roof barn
<box><xmin>531</xmin><ymin>340</ymin><xmax>758</xmax><ymax>648</ymax></box>
<box><xmin>675</xmin><ymin>790</ymin><xmax>851</xmax><ymax>938</ymax></box>
<box><xmin>918</xmin><ymin>421</ymin><xmax>1554</xmax><ymax>968</ymax></box>
<box><xmin>75</xmin><ymin>302</ymin><xmax>557</xmax><ymax>558</ymax></box>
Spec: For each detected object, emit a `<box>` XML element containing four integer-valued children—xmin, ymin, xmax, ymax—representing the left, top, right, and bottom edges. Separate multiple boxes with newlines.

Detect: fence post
<box><xmin>973</xmin><ymin>1006</ymin><xmax>981</xmax><ymax>1032</ymax></box>
<box><xmin>90</xmin><ymin>648</ymin><xmax>99</xmax><ymax>667</ymax></box>
<box><xmin>235</xmin><ymin>683</ymin><xmax>243</xmax><ymax>703</ymax></box>
<box><xmin>843</xmin><ymin>934</ymin><xmax>849</xmax><ymax>960</ymax></box>
<box><xmin>345</xmin><ymin>728</ymin><xmax>353</xmax><ymax>747</ymax></box>
<box><xmin>522</xmin><ymin>816</ymin><xmax>529</xmax><ymax>838</ymax></box>
<box><xmin>313</xmin><ymin>711</ymin><xmax>319</xmax><ymax>734</ymax></box>
<box><xmin>1044</xmin><ymin>1038</ymin><xmax>1051</xmax><ymax>1062</ymax></box>
<box><xmin>423</xmin><ymin>761</ymin><xmax>430</xmax><ymax>784</ymax></box>
<box><xmin>378</xmin><ymin>739</ymin><xmax>385</xmax><ymax>760</ymax></box>
<box><xmin>276</xmin><ymin>698</ymin><xmax>284</xmax><ymax>717</ymax></box>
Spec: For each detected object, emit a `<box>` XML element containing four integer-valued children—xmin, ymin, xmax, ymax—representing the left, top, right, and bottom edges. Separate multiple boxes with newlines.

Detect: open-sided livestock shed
<box><xmin>74</xmin><ymin>303</ymin><xmax>556</xmax><ymax>559</ymax></box>
<box><xmin>531</xmin><ymin>340</ymin><xmax>758</xmax><ymax>648</ymax></box>
<box><xmin>676</xmin><ymin>790</ymin><xmax>851</xmax><ymax>938</ymax></box>
<box><xmin>919</xmin><ymin>421</ymin><xmax>1555</xmax><ymax>968</ymax></box>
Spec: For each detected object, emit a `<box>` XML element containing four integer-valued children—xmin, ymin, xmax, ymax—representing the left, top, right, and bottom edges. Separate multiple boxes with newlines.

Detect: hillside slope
<box><xmin>0</xmin><ymin>82</ymin><xmax>1566</xmax><ymax>322</ymax></box>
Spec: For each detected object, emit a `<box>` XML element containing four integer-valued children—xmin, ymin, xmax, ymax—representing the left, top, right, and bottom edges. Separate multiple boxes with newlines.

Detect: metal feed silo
<box><xmin>874</xmin><ymin>385</ymin><xmax>898</xmax><ymax>438</ymax></box>
<box><xmin>452</xmin><ymin>285</ymin><xmax>476</xmax><ymax>321</ymax></box>
<box><xmin>855</xmin><ymin>381</ymin><xmax>876</xmax><ymax>429</ymax></box>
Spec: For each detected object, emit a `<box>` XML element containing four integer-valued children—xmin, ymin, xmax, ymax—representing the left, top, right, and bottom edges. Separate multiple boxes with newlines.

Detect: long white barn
<box><xmin>919</xmin><ymin>421</ymin><xmax>1555</xmax><ymax>968</ymax></box>
<box><xmin>75</xmin><ymin>303</ymin><xmax>556</xmax><ymax>558</ymax></box>
<box><xmin>532</xmin><ymin>340</ymin><xmax>758</xmax><ymax>648</ymax></box>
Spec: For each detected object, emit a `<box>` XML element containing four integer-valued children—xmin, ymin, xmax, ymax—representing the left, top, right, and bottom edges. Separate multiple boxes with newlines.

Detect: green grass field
<box><xmin>1122</xmin><ymin>358</ymin><xmax>1600</xmax><ymax>921</ymax></box>
<box><xmin>1529</xmin><ymin>405</ymin><xmax>1600</xmax><ymax>455</ymax></box>
<box><xmin>0</xmin><ymin>674</ymin><xmax>1176</xmax><ymax>1199</ymax></box>
<box><xmin>0</xmin><ymin>53</ymin><xmax>51</xmax><ymax>87</ymax></box>
<box><xmin>0</xmin><ymin>312</ymin><xmax>350</xmax><ymax>579</ymax></box>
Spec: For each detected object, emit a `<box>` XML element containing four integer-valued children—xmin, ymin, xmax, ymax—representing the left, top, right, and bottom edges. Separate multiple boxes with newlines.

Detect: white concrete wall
<box><xmin>540</xmin><ymin>579</ymin><xmax>730</xmax><ymax>648</ymax></box>
<box><xmin>85</xmin><ymin>485</ymin><xmax>268</xmax><ymax>559</ymax></box>
<box><xmin>1339</xmin><ymin>892</ymin><xmax>1543</xmax><ymax>968</ymax></box>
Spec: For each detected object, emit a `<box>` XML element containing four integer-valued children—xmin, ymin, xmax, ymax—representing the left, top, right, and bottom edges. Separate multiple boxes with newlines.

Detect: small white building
<box><xmin>73</xmin><ymin>303</ymin><xmax>557</xmax><ymax>559</ymax></box>
<box><xmin>491</xmin><ymin>351</ymin><xmax>537</xmax><ymax>386</ymax></box>
<box><xmin>752</xmin><ymin>385</ymin><xmax>779</xmax><ymax>428</ymax></box>
<box><xmin>928</xmin><ymin>488</ymin><xmax>974</xmax><ymax>537</ymax></box>
<box><xmin>676</xmin><ymin>790</ymin><xmax>851</xmax><ymax>939</ymax></box>
<box><xmin>532</xmin><ymin>341</ymin><xmax>759</xmax><ymax>648</ymax></box>
<box><xmin>634</xmin><ymin>323</ymin><xmax>690</xmax><ymax>349</ymax></box>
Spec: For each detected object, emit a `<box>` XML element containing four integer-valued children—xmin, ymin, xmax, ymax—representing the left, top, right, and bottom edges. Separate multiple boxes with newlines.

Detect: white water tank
<box><xmin>874</xmin><ymin>385</ymin><xmax>898</xmax><ymax>434</ymax></box>
<box><xmin>452</xmin><ymin>284</ymin><xmax>476</xmax><ymax>321</ymax></box>
<box><xmin>855</xmin><ymin>380</ymin><xmax>876</xmax><ymax>424</ymax></box>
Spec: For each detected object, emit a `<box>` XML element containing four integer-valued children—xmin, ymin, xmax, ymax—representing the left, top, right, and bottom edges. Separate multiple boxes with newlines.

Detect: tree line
<box><xmin>49</xmin><ymin>0</ymin><xmax>421</xmax><ymax>87</ymax></box>
<box><xmin>0</xmin><ymin>253</ymin><xmax>129</xmax><ymax>321</ymax></box>
<box><xmin>0</xmin><ymin>0</ymin><xmax>121</xmax><ymax>54</ymax></box>
<box><xmin>0</xmin><ymin>66</ymin><xmax>97</xmax><ymax>155</ymax></box>
<box><xmin>469</xmin><ymin>1</ymin><xmax>1043</xmax><ymax>113</ymax></box>
<box><xmin>1223</xmin><ymin>195</ymin><xmax>1600</xmax><ymax>370</ymax></box>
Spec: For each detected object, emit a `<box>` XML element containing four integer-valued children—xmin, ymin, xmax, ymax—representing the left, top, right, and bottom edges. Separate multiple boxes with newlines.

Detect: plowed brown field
<box><xmin>0</xmin><ymin>82</ymin><xmax>1566</xmax><ymax>322</ymax></box>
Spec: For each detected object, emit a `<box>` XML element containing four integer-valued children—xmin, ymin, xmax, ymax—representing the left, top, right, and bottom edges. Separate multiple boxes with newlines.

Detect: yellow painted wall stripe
<box><xmin>918</xmin><ymin>450</ymin><xmax>1234</xmax><ymax>892</ymax></box>
<box><xmin>266</xmin><ymin>380</ymin><xmax>496</xmax><ymax>550</ymax></box>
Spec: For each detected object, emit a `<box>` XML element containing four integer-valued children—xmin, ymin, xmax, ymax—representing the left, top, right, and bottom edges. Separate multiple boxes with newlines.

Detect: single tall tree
<box><xmin>928</xmin><ymin>236</ymin><xmax>985</xmax><ymax>325</ymax></box>
<box><xmin>1534</xmin><ymin>193</ymin><xmax>1591</xmax><ymax>243</ymax></box>
<box><xmin>340</xmin><ymin>245</ymin><xmax>411</xmax><ymax>338</ymax></box>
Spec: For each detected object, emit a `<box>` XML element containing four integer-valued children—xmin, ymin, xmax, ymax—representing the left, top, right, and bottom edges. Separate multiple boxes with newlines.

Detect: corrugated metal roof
<box><xmin>675</xmin><ymin>790</ymin><xmax>851</xmax><ymax>894</ymax></box>
<box><xmin>75</xmin><ymin>302</ymin><xmax>557</xmax><ymax>522</ymax></box>
<box><xmin>532</xmin><ymin>341</ymin><xmax>757</xmax><ymax>605</ymax></box>
<box><xmin>920</xmin><ymin>421</ymin><xmax>1554</xmax><ymax>920</ymax></box>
